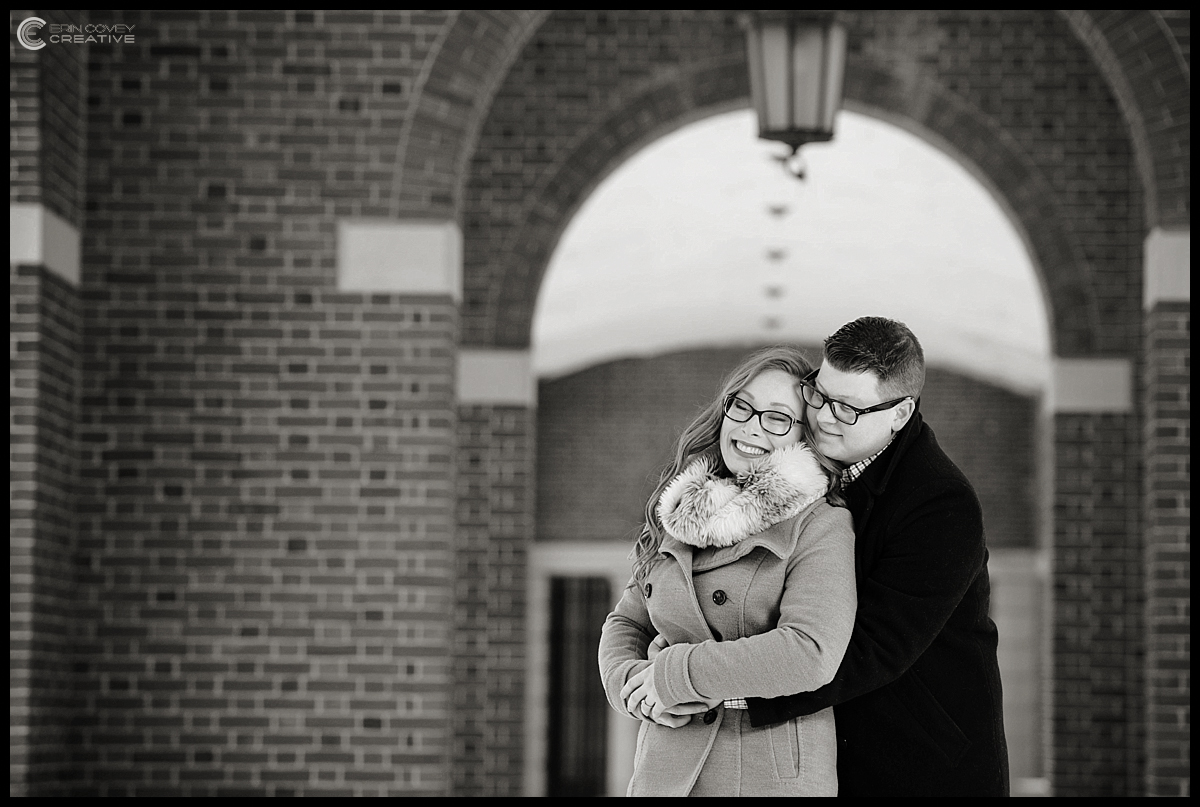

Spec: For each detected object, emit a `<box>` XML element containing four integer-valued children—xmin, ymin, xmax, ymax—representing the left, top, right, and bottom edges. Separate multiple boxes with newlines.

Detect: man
<box><xmin>746</xmin><ymin>317</ymin><xmax>1009</xmax><ymax>796</ymax></box>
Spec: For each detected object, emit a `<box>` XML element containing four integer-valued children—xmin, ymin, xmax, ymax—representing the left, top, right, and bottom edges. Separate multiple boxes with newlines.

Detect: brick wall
<box><xmin>69</xmin><ymin>10</ymin><xmax>460</xmax><ymax>795</ymax></box>
<box><xmin>10</xmin><ymin>264</ymin><xmax>82</xmax><ymax>796</ymax></box>
<box><xmin>10</xmin><ymin>11</ymin><xmax>41</xmax><ymax>208</ymax></box>
<box><xmin>537</xmin><ymin>346</ymin><xmax>1037</xmax><ymax>551</ymax></box>
<box><xmin>38</xmin><ymin>14</ymin><xmax>89</xmax><ymax>226</ymax></box>
<box><xmin>73</xmin><ymin>290</ymin><xmax>456</xmax><ymax>796</ymax></box>
<box><xmin>1142</xmin><ymin>301</ymin><xmax>1190</xmax><ymax>797</ymax></box>
<box><xmin>9</xmin><ymin>10</ymin><xmax>87</xmax><ymax>226</ymax></box>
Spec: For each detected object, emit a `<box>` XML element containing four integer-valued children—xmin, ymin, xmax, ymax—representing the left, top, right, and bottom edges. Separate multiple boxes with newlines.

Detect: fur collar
<box><xmin>657</xmin><ymin>442</ymin><xmax>832</xmax><ymax>549</ymax></box>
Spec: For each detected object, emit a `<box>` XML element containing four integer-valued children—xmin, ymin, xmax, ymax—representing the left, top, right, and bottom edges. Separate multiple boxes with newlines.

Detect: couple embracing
<box><xmin>598</xmin><ymin>317</ymin><xmax>1010</xmax><ymax>797</ymax></box>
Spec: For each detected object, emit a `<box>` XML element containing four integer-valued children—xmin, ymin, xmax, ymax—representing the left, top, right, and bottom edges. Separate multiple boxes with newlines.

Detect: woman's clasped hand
<box><xmin>620</xmin><ymin>644</ymin><xmax>717</xmax><ymax>728</ymax></box>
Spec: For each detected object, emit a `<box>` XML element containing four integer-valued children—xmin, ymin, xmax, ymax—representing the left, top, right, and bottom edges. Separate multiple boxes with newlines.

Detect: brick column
<box><xmin>453</xmin><ymin>350</ymin><xmax>535</xmax><ymax>796</ymax></box>
<box><xmin>9</xmin><ymin>9</ymin><xmax>87</xmax><ymax>796</ymax></box>
<box><xmin>1049</xmin><ymin>358</ymin><xmax>1143</xmax><ymax>796</ymax></box>
<box><xmin>9</xmin><ymin>259</ymin><xmax>82</xmax><ymax>797</ymax></box>
<box><xmin>1142</xmin><ymin>228</ymin><xmax>1189</xmax><ymax>797</ymax></box>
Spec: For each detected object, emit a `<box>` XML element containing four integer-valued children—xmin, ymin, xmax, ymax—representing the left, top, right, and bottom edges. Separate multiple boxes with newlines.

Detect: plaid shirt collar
<box><xmin>839</xmin><ymin>434</ymin><xmax>896</xmax><ymax>490</ymax></box>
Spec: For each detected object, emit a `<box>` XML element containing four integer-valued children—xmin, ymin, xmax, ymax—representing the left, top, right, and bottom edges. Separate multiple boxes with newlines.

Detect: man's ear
<box><xmin>890</xmin><ymin>398</ymin><xmax>916</xmax><ymax>433</ymax></box>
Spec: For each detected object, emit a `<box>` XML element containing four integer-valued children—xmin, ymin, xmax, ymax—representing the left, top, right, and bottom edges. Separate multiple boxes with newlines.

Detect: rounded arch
<box><xmin>837</xmin><ymin>92</ymin><xmax>1090</xmax><ymax>360</ymax></box>
<box><xmin>391</xmin><ymin>9</ymin><xmax>551</xmax><ymax>218</ymax></box>
<box><xmin>1060</xmin><ymin>10</ymin><xmax>1190</xmax><ymax>230</ymax></box>
<box><xmin>460</xmin><ymin>10</ymin><xmax>1137</xmax><ymax>357</ymax></box>
<box><xmin>531</xmin><ymin>105</ymin><xmax>1054</xmax><ymax>395</ymax></box>
<box><xmin>484</xmin><ymin>58</ymin><xmax>749</xmax><ymax>348</ymax></box>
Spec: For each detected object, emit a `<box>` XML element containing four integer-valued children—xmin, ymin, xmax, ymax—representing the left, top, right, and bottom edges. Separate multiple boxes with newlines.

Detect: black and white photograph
<box><xmin>10</xmin><ymin>10</ymin><xmax>1189</xmax><ymax>797</ymax></box>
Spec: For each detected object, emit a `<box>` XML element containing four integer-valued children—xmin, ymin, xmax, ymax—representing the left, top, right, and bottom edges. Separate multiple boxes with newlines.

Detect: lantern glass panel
<box><xmin>821</xmin><ymin>25</ymin><xmax>847</xmax><ymax>132</ymax></box>
<box><xmin>746</xmin><ymin>23</ymin><xmax>766</xmax><ymax>128</ymax></box>
<box><xmin>789</xmin><ymin>26</ymin><xmax>825</xmax><ymax>131</ymax></box>
<box><xmin>759</xmin><ymin>24</ymin><xmax>791</xmax><ymax>131</ymax></box>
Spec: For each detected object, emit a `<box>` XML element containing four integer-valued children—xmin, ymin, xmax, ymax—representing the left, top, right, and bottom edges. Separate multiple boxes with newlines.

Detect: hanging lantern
<box><xmin>743</xmin><ymin>11</ymin><xmax>847</xmax><ymax>176</ymax></box>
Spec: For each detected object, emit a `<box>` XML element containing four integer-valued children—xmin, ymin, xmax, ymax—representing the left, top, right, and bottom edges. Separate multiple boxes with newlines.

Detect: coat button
<box><xmin>643</xmin><ymin>583</ymin><xmax>652</xmax><ymax>598</ymax></box>
<box><xmin>703</xmin><ymin>709</ymin><xmax>718</xmax><ymax>724</ymax></box>
<box><xmin>712</xmin><ymin>590</ymin><xmax>727</xmax><ymax>605</ymax></box>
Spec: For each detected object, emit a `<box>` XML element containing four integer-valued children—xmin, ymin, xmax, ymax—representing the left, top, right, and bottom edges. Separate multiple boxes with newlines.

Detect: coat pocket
<box><xmin>768</xmin><ymin>717</ymin><xmax>800</xmax><ymax>779</ymax></box>
<box><xmin>895</xmin><ymin>670</ymin><xmax>971</xmax><ymax>767</ymax></box>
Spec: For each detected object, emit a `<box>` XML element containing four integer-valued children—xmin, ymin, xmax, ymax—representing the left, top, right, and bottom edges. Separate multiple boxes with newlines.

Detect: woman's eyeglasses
<box><xmin>723</xmin><ymin>395</ymin><xmax>800</xmax><ymax>436</ymax></box>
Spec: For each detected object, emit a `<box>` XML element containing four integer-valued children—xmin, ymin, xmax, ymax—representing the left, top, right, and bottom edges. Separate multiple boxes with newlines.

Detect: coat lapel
<box><xmin>658</xmin><ymin>537</ymin><xmax>716</xmax><ymax>641</ymax></box>
<box><xmin>845</xmin><ymin>409</ymin><xmax>924</xmax><ymax>581</ymax></box>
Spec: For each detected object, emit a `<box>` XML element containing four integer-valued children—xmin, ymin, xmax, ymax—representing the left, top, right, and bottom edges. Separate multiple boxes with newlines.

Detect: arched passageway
<box><xmin>454</xmin><ymin>9</ymin><xmax>1179</xmax><ymax>798</ymax></box>
<box><xmin>528</xmin><ymin>106</ymin><xmax>1052</xmax><ymax>795</ymax></box>
<box><xmin>10</xmin><ymin>8</ymin><xmax>1185</xmax><ymax>799</ymax></box>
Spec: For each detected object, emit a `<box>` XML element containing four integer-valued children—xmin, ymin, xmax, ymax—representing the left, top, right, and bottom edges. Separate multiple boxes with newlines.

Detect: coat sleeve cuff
<box><xmin>653</xmin><ymin>642</ymin><xmax>706</xmax><ymax>708</ymax></box>
<box><xmin>605</xmin><ymin>659</ymin><xmax>651</xmax><ymax>716</ymax></box>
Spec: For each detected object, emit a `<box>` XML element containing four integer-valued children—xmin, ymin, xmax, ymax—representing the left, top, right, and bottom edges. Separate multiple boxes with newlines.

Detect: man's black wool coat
<box><xmin>747</xmin><ymin>410</ymin><xmax>1010</xmax><ymax>796</ymax></box>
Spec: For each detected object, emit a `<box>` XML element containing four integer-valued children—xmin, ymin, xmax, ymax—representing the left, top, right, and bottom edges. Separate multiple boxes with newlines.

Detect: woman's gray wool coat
<box><xmin>599</xmin><ymin>442</ymin><xmax>857</xmax><ymax>797</ymax></box>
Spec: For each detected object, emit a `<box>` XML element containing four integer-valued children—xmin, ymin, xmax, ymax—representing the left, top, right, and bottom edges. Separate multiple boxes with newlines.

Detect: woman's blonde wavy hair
<box><xmin>630</xmin><ymin>345</ymin><xmax>844</xmax><ymax>583</ymax></box>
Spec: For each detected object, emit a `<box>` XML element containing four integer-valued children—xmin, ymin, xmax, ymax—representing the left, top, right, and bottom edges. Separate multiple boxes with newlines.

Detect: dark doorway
<box><xmin>546</xmin><ymin>576</ymin><xmax>612</xmax><ymax>796</ymax></box>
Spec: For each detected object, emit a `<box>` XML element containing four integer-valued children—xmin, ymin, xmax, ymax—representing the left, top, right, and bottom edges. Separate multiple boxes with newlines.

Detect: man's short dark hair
<box><xmin>824</xmin><ymin>317</ymin><xmax>925</xmax><ymax>399</ymax></box>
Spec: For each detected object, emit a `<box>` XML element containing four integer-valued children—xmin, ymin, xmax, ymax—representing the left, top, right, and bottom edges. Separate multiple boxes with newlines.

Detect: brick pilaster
<box><xmin>1142</xmin><ymin>301</ymin><xmax>1190</xmax><ymax>797</ymax></box>
<box><xmin>453</xmin><ymin>404</ymin><xmax>533</xmax><ymax>796</ymax></box>
<box><xmin>1051</xmin><ymin>412</ymin><xmax>1144</xmax><ymax>795</ymax></box>
<box><xmin>10</xmin><ymin>8</ymin><xmax>88</xmax><ymax>797</ymax></box>
<box><xmin>10</xmin><ymin>264</ymin><xmax>83</xmax><ymax>797</ymax></box>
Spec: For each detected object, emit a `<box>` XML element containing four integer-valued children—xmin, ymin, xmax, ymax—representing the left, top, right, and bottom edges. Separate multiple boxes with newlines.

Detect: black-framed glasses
<box><xmin>723</xmin><ymin>395</ymin><xmax>800</xmax><ymax>437</ymax></box>
<box><xmin>799</xmin><ymin>370</ymin><xmax>911</xmax><ymax>426</ymax></box>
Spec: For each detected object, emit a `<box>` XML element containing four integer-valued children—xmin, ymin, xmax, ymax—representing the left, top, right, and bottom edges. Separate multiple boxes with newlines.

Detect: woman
<box><xmin>598</xmin><ymin>345</ymin><xmax>856</xmax><ymax>797</ymax></box>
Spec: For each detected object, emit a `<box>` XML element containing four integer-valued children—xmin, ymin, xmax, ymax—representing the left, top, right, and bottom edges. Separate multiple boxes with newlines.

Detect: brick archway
<box><xmin>461</xmin><ymin>10</ymin><xmax>1138</xmax><ymax>357</ymax></box>
<box><xmin>390</xmin><ymin>10</ymin><xmax>550</xmax><ymax>219</ymax></box>
<box><xmin>1060</xmin><ymin>11</ymin><xmax>1190</xmax><ymax>231</ymax></box>
<box><xmin>456</xmin><ymin>8</ymin><xmax>1180</xmax><ymax>797</ymax></box>
<box><xmin>471</xmin><ymin>57</ymin><xmax>749</xmax><ymax>348</ymax></box>
<box><xmin>8</xmin><ymin>7</ymin><xmax>1185</xmax><ymax>799</ymax></box>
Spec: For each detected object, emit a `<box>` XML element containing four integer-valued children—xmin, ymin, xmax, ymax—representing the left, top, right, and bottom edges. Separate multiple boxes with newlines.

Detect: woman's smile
<box><xmin>732</xmin><ymin>439</ymin><xmax>768</xmax><ymax>457</ymax></box>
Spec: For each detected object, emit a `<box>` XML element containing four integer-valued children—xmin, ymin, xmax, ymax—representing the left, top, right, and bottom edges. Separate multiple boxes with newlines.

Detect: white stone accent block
<box><xmin>1144</xmin><ymin>227</ymin><xmax>1190</xmax><ymax>308</ymax></box>
<box><xmin>9</xmin><ymin>203</ymin><xmax>81</xmax><ymax>286</ymax></box>
<box><xmin>1050</xmin><ymin>358</ymin><xmax>1133</xmax><ymax>413</ymax></box>
<box><xmin>337</xmin><ymin>218</ymin><xmax>461</xmax><ymax>300</ymax></box>
<box><xmin>457</xmin><ymin>349</ymin><xmax>536</xmax><ymax>406</ymax></box>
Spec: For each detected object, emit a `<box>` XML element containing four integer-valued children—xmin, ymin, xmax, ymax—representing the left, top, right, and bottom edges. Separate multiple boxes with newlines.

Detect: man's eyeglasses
<box><xmin>799</xmin><ymin>370</ymin><xmax>911</xmax><ymax>426</ymax></box>
<box><xmin>723</xmin><ymin>395</ymin><xmax>801</xmax><ymax>437</ymax></box>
